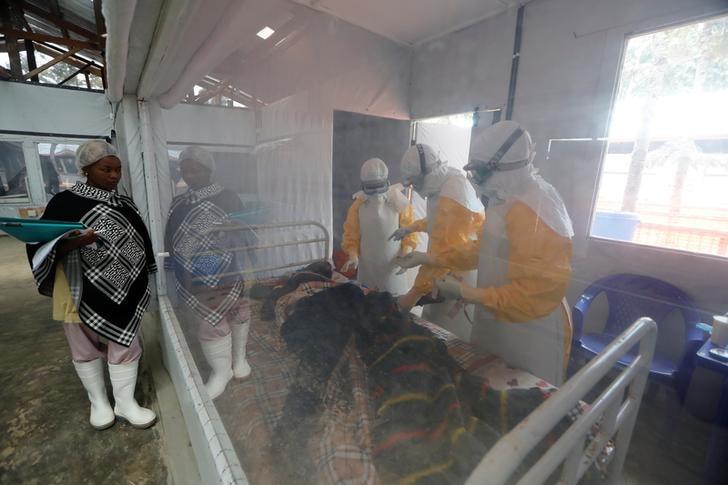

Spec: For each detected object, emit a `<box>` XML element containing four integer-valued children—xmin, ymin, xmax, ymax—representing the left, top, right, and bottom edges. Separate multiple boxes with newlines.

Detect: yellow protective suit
<box><xmin>341</xmin><ymin>196</ymin><xmax>418</xmax><ymax>258</ymax></box>
<box><xmin>410</xmin><ymin>196</ymin><xmax>485</xmax><ymax>296</ymax></box>
<box><xmin>435</xmin><ymin>201</ymin><xmax>572</xmax><ymax>323</ymax></box>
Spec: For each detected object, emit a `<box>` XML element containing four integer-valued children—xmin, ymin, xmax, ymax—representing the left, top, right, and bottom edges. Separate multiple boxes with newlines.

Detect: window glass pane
<box><xmin>37</xmin><ymin>142</ymin><xmax>83</xmax><ymax>198</ymax></box>
<box><xmin>0</xmin><ymin>141</ymin><xmax>30</xmax><ymax>203</ymax></box>
<box><xmin>592</xmin><ymin>15</ymin><xmax>728</xmax><ymax>258</ymax></box>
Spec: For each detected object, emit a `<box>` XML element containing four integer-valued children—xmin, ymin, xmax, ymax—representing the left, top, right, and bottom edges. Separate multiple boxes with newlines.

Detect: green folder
<box><xmin>0</xmin><ymin>217</ymin><xmax>85</xmax><ymax>243</ymax></box>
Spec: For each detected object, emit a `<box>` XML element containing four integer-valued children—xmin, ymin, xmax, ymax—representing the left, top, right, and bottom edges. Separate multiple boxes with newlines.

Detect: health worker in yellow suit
<box><xmin>390</xmin><ymin>144</ymin><xmax>484</xmax><ymax>340</ymax></box>
<box><xmin>341</xmin><ymin>158</ymin><xmax>418</xmax><ymax>295</ymax></box>
<box><xmin>425</xmin><ymin>121</ymin><xmax>573</xmax><ymax>384</ymax></box>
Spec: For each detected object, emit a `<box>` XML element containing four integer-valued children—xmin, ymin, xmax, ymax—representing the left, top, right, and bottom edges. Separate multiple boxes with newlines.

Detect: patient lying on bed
<box><xmin>268</xmin><ymin>281</ymin><xmax>566</xmax><ymax>483</ymax></box>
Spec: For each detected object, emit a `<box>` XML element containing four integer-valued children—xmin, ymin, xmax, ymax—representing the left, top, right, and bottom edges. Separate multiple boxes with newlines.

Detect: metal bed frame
<box><xmin>156</xmin><ymin>220</ymin><xmax>657</xmax><ymax>485</ymax></box>
<box><xmin>465</xmin><ymin>317</ymin><xmax>657</xmax><ymax>485</ymax></box>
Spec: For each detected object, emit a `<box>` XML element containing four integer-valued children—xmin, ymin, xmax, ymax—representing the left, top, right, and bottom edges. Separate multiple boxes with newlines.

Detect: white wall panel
<box><xmin>0</xmin><ymin>82</ymin><xmax>112</xmax><ymax>137</ymax></box>
<box><xmin>161</xmin><ymin>104</ymin><xmax>255</xmax><ymax>147</ymax></box>
<box><xmin>410</xmin><ymin>8</ymin><xmax>515</xmax><ymax>119</ymax></box>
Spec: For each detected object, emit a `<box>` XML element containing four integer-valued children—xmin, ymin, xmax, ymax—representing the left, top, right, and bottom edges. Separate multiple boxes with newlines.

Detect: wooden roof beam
<box><xmin>46</xmin><ymin>0</ymin><xmax>68</xmax><ymax>37</ymax></box>
<box><xmin>58</xmin><ymin>60</ymin><xmax>93</xmax><ymax>85</ymax></box>
<box><xmin>35</xmin><ymin>43</ymin><xmax>103</xmax><ymax>77</ymax></box>
<box><xmin>93</xmin><ymin>0</ymin><xmax>105</xmax><ymax>36</ymax></box>
<box><xmin>0</xmin><ymin>27</ymin><xmax>100</xmax><ymax>50</ymax></box>
<box><xmin>24</xmin><ymin>46</ymin><xmax>81</xmax><ymax>79</ymax></box>
<box><xmin>194</xmin><ymin>79</ymin><xmax>232</xmax><ymax>104</ymax></box>
<box><xmin>0</xmin><ymin>2</ymin><xmax>22</xmax><ymax>78</ymax></box>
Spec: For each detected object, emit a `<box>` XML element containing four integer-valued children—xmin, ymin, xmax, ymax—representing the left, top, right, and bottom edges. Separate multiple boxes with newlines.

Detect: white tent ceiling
<box><xmin>113</xmin><ymin>0</ymin><xmax>525</xmax><ymax>106</ymax></box>
<box><xmin>291</xmin><ymin>0</ymin><xmax>521</xmax><ymax>46</ymax></box>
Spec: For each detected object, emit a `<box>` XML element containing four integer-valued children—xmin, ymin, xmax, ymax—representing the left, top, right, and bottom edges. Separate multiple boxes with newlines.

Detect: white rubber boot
<box><xmin>108</xmin><ymin>360</ymin><xmax>157</xmax><ymax>429</ymax></box>
<box><xmin>201</xmin><ymin>333</ymin><xmax>233</xmax><ymax>399</ymax></box>
<box><xmin>232</xmin><ymin>322</ymin><xmax>252</xmax><ymax>379</ymax></box>
<box><xmin>73</xmin><ymin>359</ymin><xmax>115</xmax><ymax>430</ymax></box>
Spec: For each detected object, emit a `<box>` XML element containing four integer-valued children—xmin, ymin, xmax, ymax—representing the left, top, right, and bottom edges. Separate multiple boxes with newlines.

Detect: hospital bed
<box><xmin>156</xmin><ymin>220</ymin><xmax>657</xmax><ymax>485</ymax></box>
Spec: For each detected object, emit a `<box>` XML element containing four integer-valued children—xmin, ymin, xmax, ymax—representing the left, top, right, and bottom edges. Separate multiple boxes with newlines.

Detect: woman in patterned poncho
<box><xmin>26</xmin><ymin>140</ymin><xmax>157</xmax><ymax>430</ymax></box>
<box><xmin>165</xmin><ymin>146</ymin><xmax>251</xmax><ymax>399</ymax></box>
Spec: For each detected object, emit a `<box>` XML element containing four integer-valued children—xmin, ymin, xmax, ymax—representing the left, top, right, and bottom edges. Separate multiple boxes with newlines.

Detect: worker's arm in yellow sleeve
<box><xmin>460</xmin><ymin>202</ymin><xmax>573</xmax><ymax>322</ymax></box>
<box><xmin>431</xmin><ymin>236</ymin><xmax>481</xmax><ymax>271</ymax></box>
<box><xmin>408</xmin><ymin>217</ymin><xmax>428</xmax><ymax>233</ymax></box>
<box><xmin>412</xmin><ymin>197</ymin><xmax>485</xmax><ymax>295</ymax></box>
<box><xmin>398</xmin><ymin>204</ymin><xmax>419</xmax><ymax>253</ymax></box>
<box><xmin>341</xmin><ymin>197</ymin><xmax>365</xmax><ymax>259</ymax></box>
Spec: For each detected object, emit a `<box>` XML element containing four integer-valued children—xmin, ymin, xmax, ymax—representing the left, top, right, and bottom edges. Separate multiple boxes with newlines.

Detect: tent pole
<box><xmin>138</xmin><ymin>99</ymin><xmax>167</xmax><ymax>296</ymax></box>
<box><xmin>505</xmin><ymin>4</ymin><xmax>525</xmax><ymax>121</ymax></box>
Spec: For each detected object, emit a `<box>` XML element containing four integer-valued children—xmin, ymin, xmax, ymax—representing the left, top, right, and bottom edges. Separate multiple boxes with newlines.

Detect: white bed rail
<box><xmin>465</xmin><ymin>317</ymin><xmax>658</xmax><ymax>485</ymax></box>
<box><xmin>159</xmin><ymin>220</ymin><xmax>331</xmax><ymax>278</ymax></box>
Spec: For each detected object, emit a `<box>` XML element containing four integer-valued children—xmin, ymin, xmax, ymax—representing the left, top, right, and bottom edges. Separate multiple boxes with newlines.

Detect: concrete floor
<box><xmin>622</xmin><ymin>384</ymin><xmax>713</xmax><ymax>484</ymax></box>
<box><xmin>0</xmin><ymin>236</ymin><xmax>197</xmax><ymax>485</ymax></box>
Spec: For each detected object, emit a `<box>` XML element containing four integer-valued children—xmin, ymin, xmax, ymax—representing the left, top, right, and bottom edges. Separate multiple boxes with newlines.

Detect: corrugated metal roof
<box><xmin>58</xmin><ymin>0</ymin><xmax>96</xmax><ymax>25</ymax></box>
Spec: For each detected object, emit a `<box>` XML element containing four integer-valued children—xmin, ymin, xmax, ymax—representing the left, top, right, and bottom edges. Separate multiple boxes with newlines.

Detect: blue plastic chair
<box><xmin>572</xmin><ymin>273</ymin><xmax>705</xmax><ymax>402</ymax></box>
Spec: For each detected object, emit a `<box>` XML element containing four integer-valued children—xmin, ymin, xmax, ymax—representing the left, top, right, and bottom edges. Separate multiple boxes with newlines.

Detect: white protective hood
<box><xmin>485</xmin><ymin>166</ymin><xmax>574</xmax><ymax>238</ymax></box>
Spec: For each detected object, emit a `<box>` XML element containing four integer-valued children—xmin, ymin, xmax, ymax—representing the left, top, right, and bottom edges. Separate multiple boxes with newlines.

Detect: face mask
<box><xmin>467</xmin><ymin>171</ymin><xmax>504</xmax><ymax>206</ymax></box>
<box><xmin>482</xmin><ymin>187</ymin><xmax>504</xmax><ymax>205</ymax></box>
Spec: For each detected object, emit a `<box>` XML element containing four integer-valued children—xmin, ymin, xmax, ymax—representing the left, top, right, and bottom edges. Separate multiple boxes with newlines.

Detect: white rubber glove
<box><xmin>394</xmin><ymin>251</ymin><xmax>430</xmax><ymax>275</ymax></box>
<box><xmin>389</xmin><ymin>226</ymin><xmax>413</xmax><ymax>241</ymax></box>
<box><xmin>435</xmin><ymin>275</ymin><xmax>463</xmax><ymax>300</ymax></box>
<box><xmin>342</xmin><ymin>256</ymin><xmax>359</xmax><ymax>273</ymax></box>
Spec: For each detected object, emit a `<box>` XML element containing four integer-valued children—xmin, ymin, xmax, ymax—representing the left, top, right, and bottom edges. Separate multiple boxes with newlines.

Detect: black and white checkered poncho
<box><xmin>164</xmin><ymin>184</ymin><xmax>248</xmax><ymax>326</ymax></box>
<box><xmin>27</xmin><ymin>182</ymin><xmax>157</xmax><ymax>347</ymax></box>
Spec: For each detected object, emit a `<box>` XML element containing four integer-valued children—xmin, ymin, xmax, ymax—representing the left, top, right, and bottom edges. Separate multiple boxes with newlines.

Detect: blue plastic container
<box><xmin>591</xmin><ymin>211</ymin><xmax>640</xmax><ymax>241</ymax></box>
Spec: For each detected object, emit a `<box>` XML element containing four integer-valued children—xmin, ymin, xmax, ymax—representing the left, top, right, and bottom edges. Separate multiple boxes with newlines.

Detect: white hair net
<box><xmin>76</xmin><ymin>140</ymin><xmax>117</xmax><ymax>173</ymax></box>
<box><xmin>179</xmin><ymin>146</ymin><xmax>215</xmax><ymax>172</ymax></box>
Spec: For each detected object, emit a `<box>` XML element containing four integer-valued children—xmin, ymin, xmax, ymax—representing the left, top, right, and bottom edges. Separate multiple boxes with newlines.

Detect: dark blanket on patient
<box><xmin>253</xmin><ymin>261</ymin><xmax>334</xmax><ymax>320</ymax></box>
<box><xmin>274</xmin><ymin>284</ymin><xmax>556</xmax><ymax>484</ymax></box>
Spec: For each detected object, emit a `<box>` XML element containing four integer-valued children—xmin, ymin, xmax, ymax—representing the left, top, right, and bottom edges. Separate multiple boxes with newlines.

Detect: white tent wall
<box><xmin>229</xmin><ymin>8</ymin><xmax>412</xmax><ymax>268</ymax></box>
<box><xmin>254</xmin><ymin>89</ymin><xmax>333</xmax><ymax>273</ymax></box>
<box><xmin>410</xmin><ymin>0</ymin><xmax>728</xmax><ymax>333</ymax></box>
<box><xmin>410</xmin><ymin>9</ymin><xmax>516</xmax><ymax>119</ymax></box>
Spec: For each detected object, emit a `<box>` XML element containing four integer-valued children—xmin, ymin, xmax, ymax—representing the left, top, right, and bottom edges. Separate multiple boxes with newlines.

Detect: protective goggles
<box><xmin>362</xmin><ymin>179</ymin><xmax>390</xmax><ymax>195</ymax></box>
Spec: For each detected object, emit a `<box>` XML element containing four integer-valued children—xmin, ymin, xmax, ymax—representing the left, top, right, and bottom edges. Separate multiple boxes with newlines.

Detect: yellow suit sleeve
<box><xmin>408</xmin><ymin>218</ymin><xmax>428</xmax><ymax>233</ymax></box>
<box><xmin>398</xmin><ymin>204</ymin><xmax>419</xmax><ymax>252</ymax></box>
<box><xmin>432</xmin><ymin>234</ymin><xmax>481</xmax><ymax>271</ymax></box>
<box><xmin>412</xmin><ymin>197</ymin><xmax>485</xmax><ymax>295</ymax></box>
<box><xmin>341</xmin><ymin>197</ymin><xmax>365</xmax><ymax>258</ymax></box>
<box><xmin>461</xmin><ymin>202</ymin><xmax>573</xmax><ymax>323</ymax></box>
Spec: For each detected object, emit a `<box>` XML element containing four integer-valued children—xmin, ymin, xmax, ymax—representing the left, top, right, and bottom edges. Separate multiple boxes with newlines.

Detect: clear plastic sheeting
<box><xmin>254</xmin><ymin>90</ymin><xmax>333</xmax><ymax>273</ymax></box>
<box><xmin>97</xmin><ymin>0</ymin><xmax>728</xmax><ymax>484</ymax></box>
